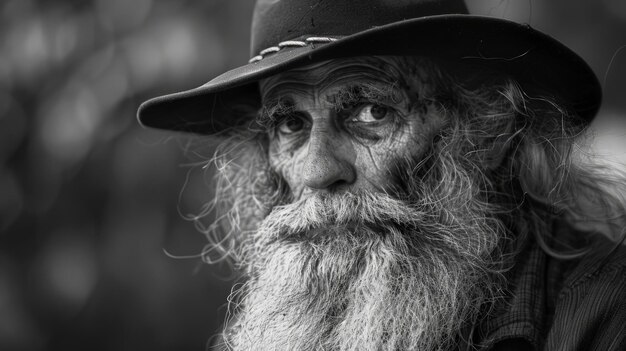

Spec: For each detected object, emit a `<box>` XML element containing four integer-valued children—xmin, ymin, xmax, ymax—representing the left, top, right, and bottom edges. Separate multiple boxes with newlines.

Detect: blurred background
<box><xmin>0</xmin><ymin>0</ymin><xmax>624</xmax><ymax>350</ymax></box>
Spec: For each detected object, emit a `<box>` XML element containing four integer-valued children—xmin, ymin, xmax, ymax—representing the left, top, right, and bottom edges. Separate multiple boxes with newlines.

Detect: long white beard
<box><xmin>221</xmin><ymin>192</ymin><xmax>507</xmax><ymax>351</ymax></box>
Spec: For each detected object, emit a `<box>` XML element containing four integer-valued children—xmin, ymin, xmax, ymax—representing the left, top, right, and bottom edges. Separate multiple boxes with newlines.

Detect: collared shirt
<box><xmin>472</xmin><ymin>222</ymin><xmax>626</xmax><ymax>350</ymax></box>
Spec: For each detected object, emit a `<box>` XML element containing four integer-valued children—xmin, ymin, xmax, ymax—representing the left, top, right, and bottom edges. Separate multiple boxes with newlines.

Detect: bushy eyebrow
<box><xmin>256</xmin><ymin>97</ymin><xmax>296</xmax><ymax>130</ymax></box>
<box><xmin>325</xmin><ymin>83</ymin><xmax>404</xmax><ymax>111</ymax></box>
<box><xmin>256</xmin><ymin>82</ymin><xmax>406</xmax><ymax>129</ymax></box>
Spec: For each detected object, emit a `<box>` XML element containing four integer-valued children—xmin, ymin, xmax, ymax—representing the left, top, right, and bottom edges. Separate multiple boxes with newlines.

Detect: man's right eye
<box><xmin>276</xmin><ymin>115</ymin><xmax>307</xmax><ymax>135</ymax></box>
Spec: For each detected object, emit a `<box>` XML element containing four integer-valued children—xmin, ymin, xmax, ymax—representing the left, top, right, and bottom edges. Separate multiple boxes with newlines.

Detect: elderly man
<box><xmin>138</xmin><ymin>0</ymin><xmax>626</xmax><ymax>350</ymax></box>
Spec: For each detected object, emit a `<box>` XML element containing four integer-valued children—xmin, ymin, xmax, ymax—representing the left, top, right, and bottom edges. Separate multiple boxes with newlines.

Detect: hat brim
<box><xmin>137</xmin><ymin>14</ymin><xmax>601</xmax><ymax>134</ymax></box>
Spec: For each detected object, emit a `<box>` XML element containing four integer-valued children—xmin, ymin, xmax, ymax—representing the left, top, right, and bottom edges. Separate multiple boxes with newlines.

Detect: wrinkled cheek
<box><xmin>269</xmin><ymin>150</ymin><xmax>307</xmax><ymax>199</ymax></box>
<box><xmin>351</xmin><ymin>152</ymin><xmax>401</xmax><ymax>192</ymax></box>
<box><xmin>351</xmin><ymin>135</ymin><xmax>415</xmax><ymax>187</ymax></box>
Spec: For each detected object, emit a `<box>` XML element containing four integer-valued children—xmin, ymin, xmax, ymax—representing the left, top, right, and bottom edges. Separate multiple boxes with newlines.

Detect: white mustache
<box><xmin>256</xmin><ymin>192</ymin><xmax>427</xmax><ymax>241</ymax></box>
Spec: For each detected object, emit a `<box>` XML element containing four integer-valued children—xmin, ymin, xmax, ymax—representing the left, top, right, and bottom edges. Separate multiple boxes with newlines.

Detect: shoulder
<box><xmin>545</xmin><ymin>234</ymin><xmax>626</xmax><ymax>350</ymax></box>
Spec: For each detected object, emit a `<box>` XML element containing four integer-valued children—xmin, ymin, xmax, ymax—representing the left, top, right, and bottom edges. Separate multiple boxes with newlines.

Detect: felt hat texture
<box><xmin>137</xmin><ymin>0</ymin><xmax>602</xmax><ymax>134</ymax></box>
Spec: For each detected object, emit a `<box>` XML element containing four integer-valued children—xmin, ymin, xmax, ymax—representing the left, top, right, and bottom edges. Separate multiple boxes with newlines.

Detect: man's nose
<box><xmin>302</xmin><ymin>126</ymin><xmax>355</xmax><ymax>190</ymax></box>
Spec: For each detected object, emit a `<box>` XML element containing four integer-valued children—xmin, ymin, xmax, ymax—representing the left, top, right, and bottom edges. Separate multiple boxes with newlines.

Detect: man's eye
<box><xmin>352</xmin><ymin>104</ymin><xmax>390</xmax><ymax>123</ymax></box>
<box><xmin>277</xmin><ymin>115</ymin><xmax>306</xmax><ymax>134</ymax></box>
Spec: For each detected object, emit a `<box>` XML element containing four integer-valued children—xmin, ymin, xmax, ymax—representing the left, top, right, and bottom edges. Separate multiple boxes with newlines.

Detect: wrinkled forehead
<box><xmin>259</xmin><ymin>56</ymin><xmax>433</xmax><ymax>105</ymax></box>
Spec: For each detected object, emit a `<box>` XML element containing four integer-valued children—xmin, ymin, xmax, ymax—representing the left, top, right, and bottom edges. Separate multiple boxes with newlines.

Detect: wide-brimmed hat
<box><xmin>137</xmin><ymin>0</ymin><xmax>601</xmax><ymax>134</ymax></box>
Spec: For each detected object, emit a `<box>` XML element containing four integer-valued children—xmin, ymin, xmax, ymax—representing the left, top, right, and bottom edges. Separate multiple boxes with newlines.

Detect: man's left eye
<box><xmin>352</xmin><ymin>104</ymin><xmax>389</xmax><ymax>123</ymax></box>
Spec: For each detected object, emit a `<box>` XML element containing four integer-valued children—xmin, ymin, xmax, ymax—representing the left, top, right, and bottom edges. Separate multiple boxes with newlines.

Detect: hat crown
<box><xmin>250</xmin><ymin>0</ymin><xmax>469</xmax><ymax>56</ymax></box>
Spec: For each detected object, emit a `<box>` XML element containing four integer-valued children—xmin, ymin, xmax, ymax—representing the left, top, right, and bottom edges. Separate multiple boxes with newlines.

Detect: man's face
<box><xmin>260</xmin><ymin>57</ymin><xmax>445</xmax><ymax>200</ymax></box>
<box><xmin>222</xmin><ymin>57</ymin><xmax>506</xmax><ymax>351</ymax></box>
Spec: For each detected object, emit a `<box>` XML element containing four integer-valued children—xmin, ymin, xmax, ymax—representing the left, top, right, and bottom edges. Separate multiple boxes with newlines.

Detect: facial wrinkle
<box><xmin>261</xmin><ymin>57</ymin><xmax>410</xmax><ymax>104</ymax></box>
